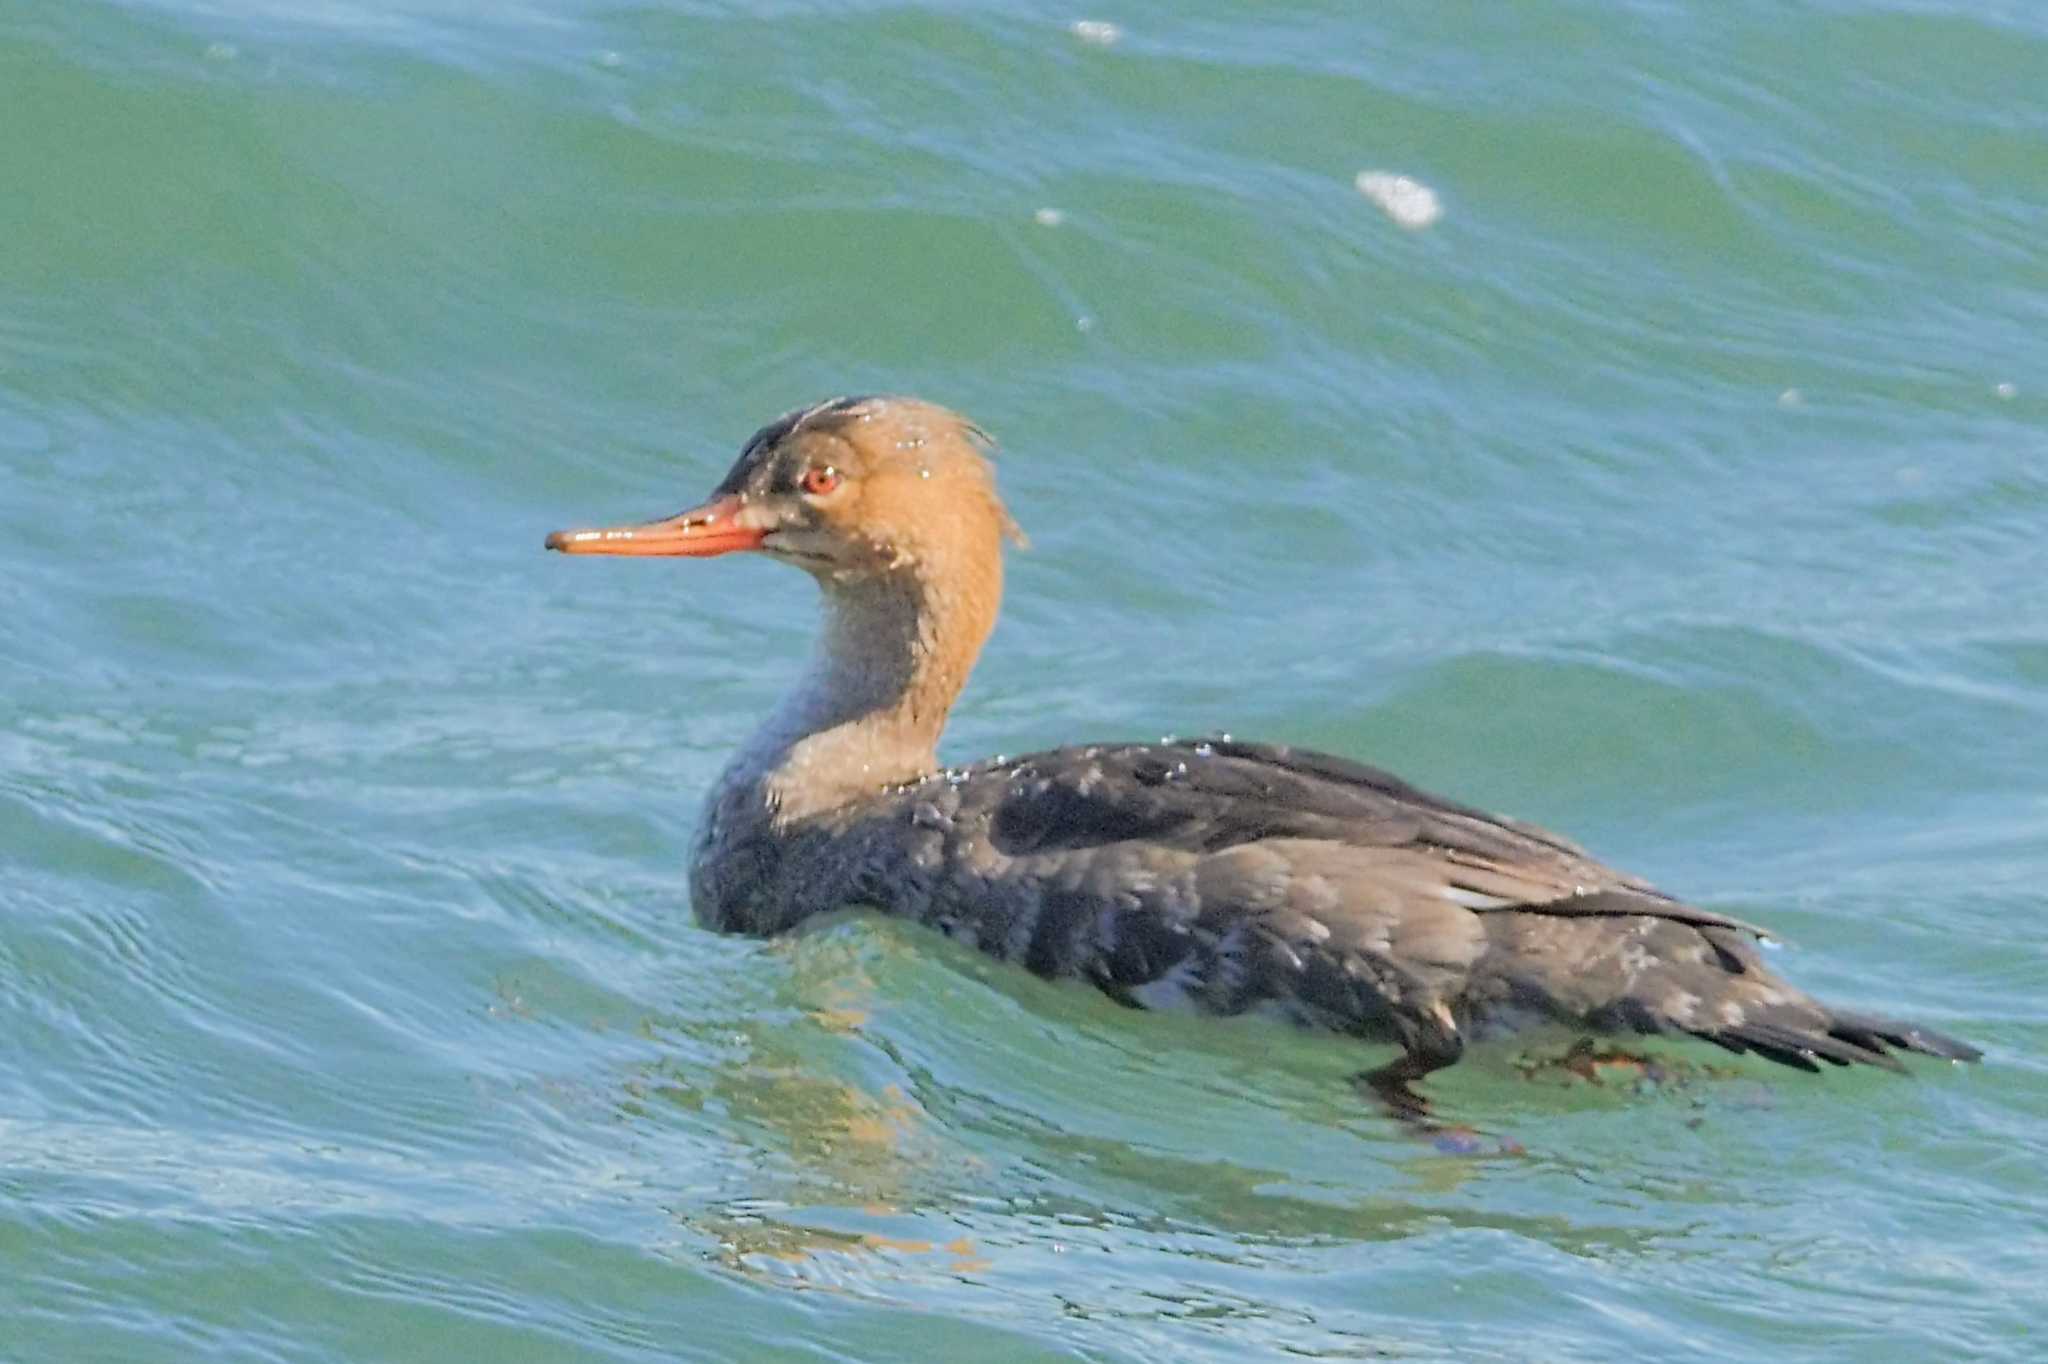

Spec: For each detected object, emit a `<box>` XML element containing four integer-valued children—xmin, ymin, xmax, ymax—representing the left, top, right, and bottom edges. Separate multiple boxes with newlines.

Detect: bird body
<box><xmin>547</xmin><ymin>396</ymin><xmax>1978</xmax><ymax>1111</ymax></box>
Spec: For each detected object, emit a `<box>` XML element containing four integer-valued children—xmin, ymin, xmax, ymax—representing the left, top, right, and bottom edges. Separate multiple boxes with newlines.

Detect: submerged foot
<box><xmin>1354</xmin><ymin>1065</ymin><xmax>1435</xmax><ymax>1121</ymax></box>
<box><xmin>1350</xmin><ymin>1068</ymin><xmax>1524</xmax><ymax>1157</ymax></box>
<box><xmin>1513</xmin><ymin>1037</ymin><xmax>1737</xmax><ymax>1093</ymax></box>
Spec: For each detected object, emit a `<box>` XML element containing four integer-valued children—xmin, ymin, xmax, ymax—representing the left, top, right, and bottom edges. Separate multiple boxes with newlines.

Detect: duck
<box><xmin>545</xmin><ymin>395</ymin><xmax>1980</xmax><ymax>1113</ymax></box>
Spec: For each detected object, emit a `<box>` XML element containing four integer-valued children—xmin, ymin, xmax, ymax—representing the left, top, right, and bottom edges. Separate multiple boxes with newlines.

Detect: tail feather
<box><xmin>1824</xmin><ymin>1009</ymin><xmax>1983</xmax><ymax>1064</ymax></box>
<box><xmin>1691</xmin><ymin>1007</ymin><xmax>1980</xmax><ymax>1075</ymax></box>
<box><xmin>1693</xmin><ymin>1018</ymin><xmax>1906</xmax><ymax>1073</ymax></box>
<box><xmin>1475</xmin><ymin>909</ymin><xmax>1982</xmax><ymax>1076</ymax></box>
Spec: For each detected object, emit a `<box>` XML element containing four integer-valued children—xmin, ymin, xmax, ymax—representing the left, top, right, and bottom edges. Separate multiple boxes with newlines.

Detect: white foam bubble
<box><xmin>1353</xmin><ymin>171</ymin><xmax>1442</xmax><ymax>230</ymax></box>
<box><xmin>1033</xmin><ymin>207</ymin><xmax>1065</xmax><ymax>228</ymax></box>
<box><xmin>1070</xmin><ymin>19</ymin><xmax>1122</xmax><ymax>46</ymax></box>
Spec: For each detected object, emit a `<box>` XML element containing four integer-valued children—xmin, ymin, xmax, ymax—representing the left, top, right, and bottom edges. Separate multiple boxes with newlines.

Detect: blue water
<box><xmin>3</xmin><ymin>2</ymin><xmax>2045</xmax><ymax>1359</ymax></box>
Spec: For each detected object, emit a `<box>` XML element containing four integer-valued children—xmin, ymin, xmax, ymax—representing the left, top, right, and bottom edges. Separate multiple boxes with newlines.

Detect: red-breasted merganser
<box><xmin>545</xmin><ymin>395</ymin><xmax>1979</xmax><ymax>1112</ymax></box>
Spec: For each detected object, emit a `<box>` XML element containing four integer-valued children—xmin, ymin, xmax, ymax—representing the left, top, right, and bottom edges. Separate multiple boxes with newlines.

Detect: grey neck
<box><xmin>712</xmin><ymin>575</ymin><xmax>948</xmax><ymax>827</ymax></box>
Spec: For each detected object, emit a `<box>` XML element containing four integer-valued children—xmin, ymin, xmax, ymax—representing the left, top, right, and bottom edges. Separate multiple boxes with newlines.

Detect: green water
<box><xmin>4</xmin><ymin>1</ymin><xmax>2044</xmax><ymax>1359</ymax></box>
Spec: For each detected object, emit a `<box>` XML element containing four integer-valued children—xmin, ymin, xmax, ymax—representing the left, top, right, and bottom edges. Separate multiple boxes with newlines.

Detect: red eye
<box><xmin>801</xmin><ymin>466</ymin><xmax>842</xmax><ymax>496</ymax></box>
